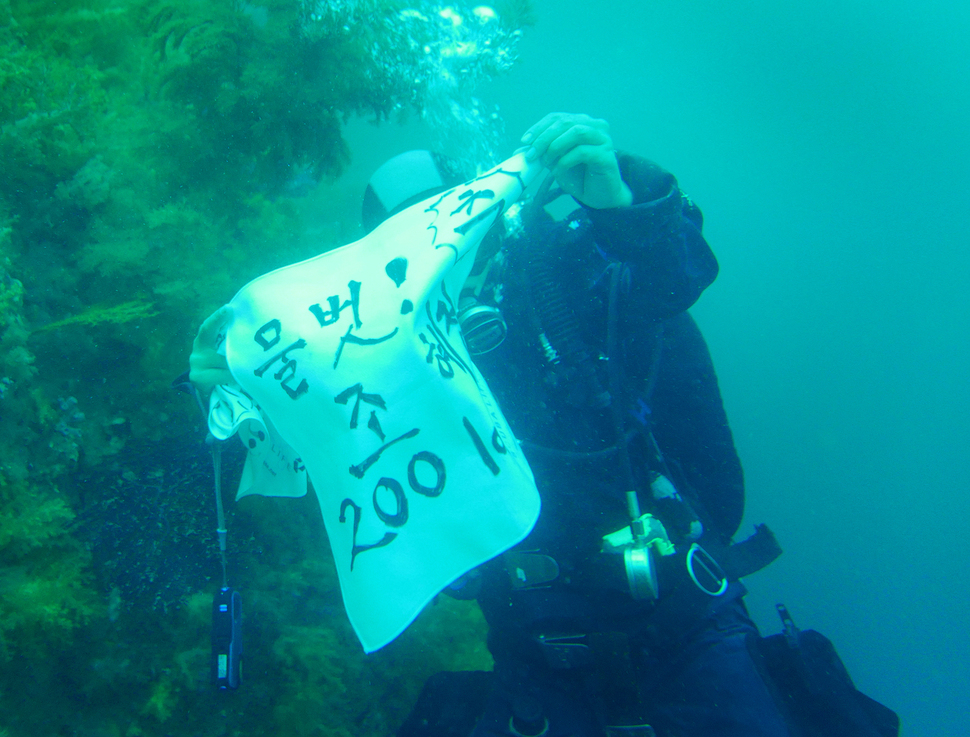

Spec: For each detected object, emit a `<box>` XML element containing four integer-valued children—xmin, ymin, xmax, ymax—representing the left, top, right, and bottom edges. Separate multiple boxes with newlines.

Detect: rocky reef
<box><xmin>0</xmin><ymin>1</ymin><xmax>529</xmax><ymax>734</ymax></box>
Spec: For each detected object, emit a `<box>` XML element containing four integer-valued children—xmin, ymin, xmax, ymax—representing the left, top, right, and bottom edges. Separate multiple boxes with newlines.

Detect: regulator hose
<box><xmin>528</xmin><ymin>225</ymin><xmax>611</xmax><ymax>409</ymax></box>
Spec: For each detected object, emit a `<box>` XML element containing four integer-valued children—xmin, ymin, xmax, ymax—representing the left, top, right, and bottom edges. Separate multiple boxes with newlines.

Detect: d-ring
<box><xmin>686</xmin><ymin>543</ymin><xmax>728</xmax><ymax>596</ymax></box>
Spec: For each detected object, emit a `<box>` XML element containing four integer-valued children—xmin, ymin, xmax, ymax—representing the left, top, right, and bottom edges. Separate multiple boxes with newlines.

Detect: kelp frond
<box><xmin>34</xmin><ymin>300</ymin><xmax>158</xmax><ymax>333</ymax></box>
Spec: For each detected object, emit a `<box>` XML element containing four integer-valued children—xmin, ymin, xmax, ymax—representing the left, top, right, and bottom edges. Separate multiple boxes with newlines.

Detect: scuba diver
<box><xmin>189</xmin><ymin>112</ymin><xmax>899</xmax><ymax>737</ymax></box>
<box><xmin>363</xmin><ymin>113</ymin><xmax>786</xmax><ymax>737</ymax></box>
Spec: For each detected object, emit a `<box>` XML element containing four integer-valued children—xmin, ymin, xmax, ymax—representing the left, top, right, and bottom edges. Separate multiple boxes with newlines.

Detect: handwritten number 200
<box><xmin>341</xmin><ymin>450</ymin><xmax>446</xmax><ymax>570</ymax></box>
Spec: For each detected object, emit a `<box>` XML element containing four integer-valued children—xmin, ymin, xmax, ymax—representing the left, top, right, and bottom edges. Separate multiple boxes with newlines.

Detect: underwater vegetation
<box><xmin>0</xmin><ymin>0</ymin><xmax>528</xmax><ymax>734</ymax></box>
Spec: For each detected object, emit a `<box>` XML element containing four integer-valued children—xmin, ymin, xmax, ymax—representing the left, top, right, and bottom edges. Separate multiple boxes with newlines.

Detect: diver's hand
<box><xmin>189</xmin><ymin>305</ymin><xmax>234</xmax><ymax>389</ymax></box>
<box><xmin>521</xmin><ymin>113</ymin><xmax>633</xmax><ymax>209</ymax></box>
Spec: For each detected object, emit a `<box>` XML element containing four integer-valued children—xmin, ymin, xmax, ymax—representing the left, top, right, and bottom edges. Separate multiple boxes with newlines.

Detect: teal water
<box><xmin>475</xmin><ymin>1</ymin><xmax>968</xmax><ymax>734</ymax></box>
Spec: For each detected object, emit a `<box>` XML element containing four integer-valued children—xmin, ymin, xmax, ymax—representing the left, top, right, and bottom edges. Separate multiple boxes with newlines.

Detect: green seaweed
<box><xmin>0</xmin><ymin>477</ymin><xmax>100</xmax><ymax>662</ymax></box>
<box><xmin>34</xmin><ymin>299</ymin><xmax>159</xmax><ymax>332</ymax></box>
<box><xmin>0</xmin><ymin>0</ymin><xmax>532</xmax><ymax>734</ymax></box>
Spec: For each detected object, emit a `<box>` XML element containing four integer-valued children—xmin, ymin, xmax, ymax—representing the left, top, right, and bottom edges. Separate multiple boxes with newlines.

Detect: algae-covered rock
<box><xmin>0</xmin><ymin>1</ymin><xmax>531</xmax><ymax>734</ymax></box>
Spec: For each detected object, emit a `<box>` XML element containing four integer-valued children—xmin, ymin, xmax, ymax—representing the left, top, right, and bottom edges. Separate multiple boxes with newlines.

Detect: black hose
<box><xmin>528</xmin><ymin>225</ymin><xmax>611</xmax><ymax>408</ymax></box>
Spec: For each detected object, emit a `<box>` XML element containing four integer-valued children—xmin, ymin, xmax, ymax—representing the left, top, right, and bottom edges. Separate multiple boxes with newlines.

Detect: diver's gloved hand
<box><xmin>520</xmin><ymin>112</ymin><xmax>633</xmax><ymax>210</ymax></box>
<box><xmin>189</xmin><ymin>305</ymin><xmax>234</xmax><ymax>390</ymax></box>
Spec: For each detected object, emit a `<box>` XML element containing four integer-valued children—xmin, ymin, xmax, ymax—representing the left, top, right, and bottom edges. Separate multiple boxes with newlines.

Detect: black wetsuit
<box><xmin>460</xmin><ymin>155</ymin><xmax>790</xmax><ymax>737</ymax></box>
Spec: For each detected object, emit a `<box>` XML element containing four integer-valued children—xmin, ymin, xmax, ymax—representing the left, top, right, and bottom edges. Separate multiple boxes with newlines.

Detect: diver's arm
<box><xmin>189</xmin><ymin>305</ymin><xmax>234</xmax><ymax>389</ymax></box>
<box><xmin>650</xmin><ymin>311</ymin><xmax>746</xmax><ymax>540</ymax></box>
<box><xmin>521</xmin><ymin>113</ymin><xmax>717</xmax><ymax>317</ymax></box>
<box><xmin>584</xmin><ymin>153</ymin><xmax>719</xmax><ymax>318</ymax></box>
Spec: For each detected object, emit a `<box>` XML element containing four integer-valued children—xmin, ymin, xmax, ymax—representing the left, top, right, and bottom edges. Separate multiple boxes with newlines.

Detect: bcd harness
<box><xmin>462</xmin><ymin>198</ymin><xmax>782</xmax><ymax>658</ymax></box>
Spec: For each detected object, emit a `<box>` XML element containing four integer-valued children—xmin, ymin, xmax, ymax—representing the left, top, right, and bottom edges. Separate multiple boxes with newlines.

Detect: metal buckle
<box><xmin>535</xmin><ymin>633</ymin><xmax>592</xmax><ymax>669</ymax></box>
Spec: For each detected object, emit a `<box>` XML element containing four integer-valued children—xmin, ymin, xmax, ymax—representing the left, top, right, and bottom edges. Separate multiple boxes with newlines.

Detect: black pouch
<box><xmin>749</xmin><ymin>605</ymin><xmax>899</xmax><ymax>737</ymax></box>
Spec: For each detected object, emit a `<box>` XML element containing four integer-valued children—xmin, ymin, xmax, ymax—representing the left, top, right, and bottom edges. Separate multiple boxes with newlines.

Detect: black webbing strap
<box><xmin>717</xmin><ymin>523</ymin><xmax>783</xmax><ymax>581</ymax></box>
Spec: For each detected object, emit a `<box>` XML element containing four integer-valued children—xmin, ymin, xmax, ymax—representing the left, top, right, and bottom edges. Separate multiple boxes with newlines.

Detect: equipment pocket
<box><xmin>748</xmin><ymin>605</ymin><xmax>899</xmax><ymax>737</ymax></box>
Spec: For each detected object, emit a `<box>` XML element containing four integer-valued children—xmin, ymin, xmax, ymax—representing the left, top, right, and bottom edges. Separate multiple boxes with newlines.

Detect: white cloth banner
<box><xmin>208</xmin><ymin>153</ymin><xmax>542</xmax><ymax>652</ymax></box>
<box><xmin>208</xmin><ymin>384</ymin><xmax>308</xmax><ymax>500</ymax></box>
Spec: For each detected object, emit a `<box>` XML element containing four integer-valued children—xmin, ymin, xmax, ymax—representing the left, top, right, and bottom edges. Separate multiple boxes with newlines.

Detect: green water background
<box><xmin>344</xmin><ymin>1</ymin><xmax>969</xmax><ymax>733</ymax></box>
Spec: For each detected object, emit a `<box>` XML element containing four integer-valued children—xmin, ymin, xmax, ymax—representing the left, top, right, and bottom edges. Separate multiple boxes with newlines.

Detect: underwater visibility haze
<box><xmin>0</xmin><ymin>0</ymin><xmax>966</xmax><ymax>735</ymax></box>
<box><xmin>476</xmin><ymin>2</ymin><xmax>967</xmax><ymax>735</ymax></box>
